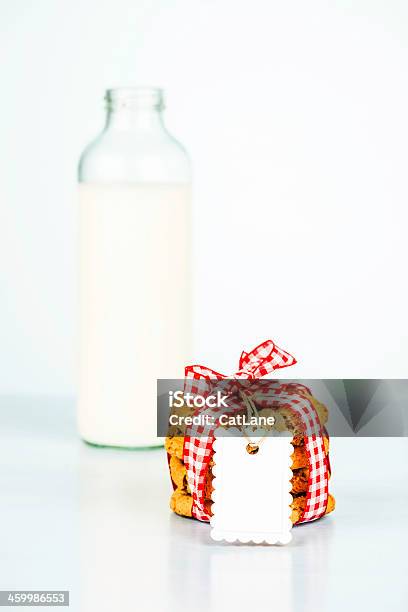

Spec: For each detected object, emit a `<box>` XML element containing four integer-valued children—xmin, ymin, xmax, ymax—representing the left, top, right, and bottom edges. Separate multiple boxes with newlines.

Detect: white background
<box><xmin>2</xmin><ymin>0</ymin><xmax>408</xmax><ymax>394</ymax></box>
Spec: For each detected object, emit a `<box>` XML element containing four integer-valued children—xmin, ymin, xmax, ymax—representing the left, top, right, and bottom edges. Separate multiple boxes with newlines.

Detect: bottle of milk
<box><xmin>78</xmin><ymin>88</ymin><xmax>191</xmax><ymax>448</ymax></box>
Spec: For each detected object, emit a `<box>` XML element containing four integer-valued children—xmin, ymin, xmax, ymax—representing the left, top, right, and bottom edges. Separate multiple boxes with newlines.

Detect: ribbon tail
<box><xmin>239</xmin><ymin>351</ymin><xmax>248</xmax><ymax>369</ymax></box>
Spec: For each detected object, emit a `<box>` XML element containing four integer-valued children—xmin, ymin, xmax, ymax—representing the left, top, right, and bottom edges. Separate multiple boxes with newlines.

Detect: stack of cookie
<box><xmin>166</xmin><ymin>394</ymin><xmax>335</xmax><ymax>524</ymax></box>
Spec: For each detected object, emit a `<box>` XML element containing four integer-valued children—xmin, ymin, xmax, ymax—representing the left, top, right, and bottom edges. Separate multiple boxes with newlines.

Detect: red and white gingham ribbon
<box><xmin>182</xmin><ymin>340</ymin><xmax>329</xmax><ymax>524</ymax></box>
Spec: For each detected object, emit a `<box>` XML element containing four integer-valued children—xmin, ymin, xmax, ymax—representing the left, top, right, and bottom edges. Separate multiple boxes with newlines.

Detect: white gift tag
<box><xmin>210</xmin><ymin>429</ymin><xmax>293</xmax><ymax>545</ymax></box>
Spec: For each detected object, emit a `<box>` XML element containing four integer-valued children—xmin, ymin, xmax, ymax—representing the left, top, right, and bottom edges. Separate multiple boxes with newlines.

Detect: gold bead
<box><xmin>246</xmin><ymin>443</ymin><xmax>259</xmax><ymax>455</ymax></box>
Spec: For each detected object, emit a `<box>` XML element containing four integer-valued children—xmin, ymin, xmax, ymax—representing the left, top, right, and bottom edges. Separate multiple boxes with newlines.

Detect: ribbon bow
<box><xmin>185</xmin><ymin>339</ymin><xmax>297</xmax><ymax>386</ymax></box>
<box><xmin>182</xmin><ymin>339</ymin><xmax>329</xmax><ymax>525</ymax></box>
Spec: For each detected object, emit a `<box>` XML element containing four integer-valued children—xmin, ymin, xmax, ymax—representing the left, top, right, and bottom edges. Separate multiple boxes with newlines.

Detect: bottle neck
<box><xmin>105</xmin><ymin>108</ymin><xmax>165</xmax><ymax>132</ymax></box>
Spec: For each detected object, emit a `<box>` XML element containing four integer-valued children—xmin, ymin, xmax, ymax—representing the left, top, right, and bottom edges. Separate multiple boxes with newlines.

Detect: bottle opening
<box><xmin>105</xmin><ymin>87</ymin><xmax>164</xmax><ymax>111</ymax></box>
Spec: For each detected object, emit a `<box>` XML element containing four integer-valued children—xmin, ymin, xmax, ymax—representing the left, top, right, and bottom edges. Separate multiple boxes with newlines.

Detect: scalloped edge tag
<box><xmin>210</xmin><ymin>429</ymin><xmax>293</xmax><ymax>545</ymax></box>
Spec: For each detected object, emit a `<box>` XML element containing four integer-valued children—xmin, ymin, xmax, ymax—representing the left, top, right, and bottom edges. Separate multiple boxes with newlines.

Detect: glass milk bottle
<box><xmin>78</xmin><ymin>88</ymin><xmax>191</xmax><ymax>448</ymax></box>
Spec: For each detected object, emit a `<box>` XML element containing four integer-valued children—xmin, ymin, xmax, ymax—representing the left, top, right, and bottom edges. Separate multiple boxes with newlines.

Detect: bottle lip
<box><xmin>105</xmin><ymin>87</ymin><xmax>164</xmax><ymax>111</ymax></box>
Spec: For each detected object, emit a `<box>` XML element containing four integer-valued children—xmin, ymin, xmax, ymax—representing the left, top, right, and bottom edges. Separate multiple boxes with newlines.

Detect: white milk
<box><xmin>78</xmin><ymin>183</ymin><xmax>191</xmax><ymax>447</ymax></box>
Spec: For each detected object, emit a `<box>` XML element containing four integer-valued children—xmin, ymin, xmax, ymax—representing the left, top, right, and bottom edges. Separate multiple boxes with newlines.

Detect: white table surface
<box><xmin>1</xmin><ymin>397</ymin><xmax>407</xmax><ymax>612</ymax></box>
